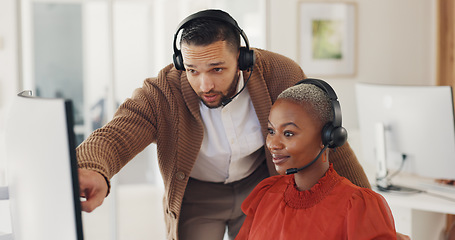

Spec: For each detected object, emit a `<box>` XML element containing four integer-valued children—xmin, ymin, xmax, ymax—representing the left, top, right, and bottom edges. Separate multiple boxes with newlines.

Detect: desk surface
<box><xmin>377</xmin><ymin>189</ymin><xmax>455</xmax><ymax>215</ymax></box>
<box><xmin>373</xmin><ymin>173</ymin><xmax>455</xmax><ymax>215</ymax></box>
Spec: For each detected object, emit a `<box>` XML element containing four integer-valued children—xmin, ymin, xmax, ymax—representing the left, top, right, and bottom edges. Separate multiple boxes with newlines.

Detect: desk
<box><xmin>374</xmin><ymin>177</ymin><xmax>455</xmax><ymax>240</ymax></box>
<box><xmin>379</xmin><ymin>190</ymin><xmax>455</xmax><ymax>215</ymax></box>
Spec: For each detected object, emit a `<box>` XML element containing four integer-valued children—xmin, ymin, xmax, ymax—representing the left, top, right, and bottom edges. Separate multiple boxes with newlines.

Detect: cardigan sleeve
<box><xmin>253</xmin><ymin>49</ymin><xmax>306</xmax><ymax>102</ymax></box>
<box><xmin>76</xmin><ymin>65</ymin><xmax>178</xmax><ymax>189</ymax></box>
<box><xmin>76</xmin><ymin>84</ymin><xmax>159</xmax><ymax>183</ymax></box>
<box><xmin>330</xmin><ymin>142</ymin><xmax>371</xmax><ymax>189</ymax></box>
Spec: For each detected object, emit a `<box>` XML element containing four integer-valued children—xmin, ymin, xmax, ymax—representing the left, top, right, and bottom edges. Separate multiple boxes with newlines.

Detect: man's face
<box><xmin>181</xmin><ymin>40</ymin><xmax>240</xmax><ymax>108</ymax></box>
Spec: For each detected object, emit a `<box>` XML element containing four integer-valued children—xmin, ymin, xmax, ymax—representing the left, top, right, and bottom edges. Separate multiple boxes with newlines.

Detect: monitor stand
<box><xmin>374</xmin><ymin>122</ymin><xmax>421</xmax><ymax>194</ymax></box>
<box><xmin>376</xmin><ymin>182</ymin><xmax>422</xmax><ymax>194</ymax></box>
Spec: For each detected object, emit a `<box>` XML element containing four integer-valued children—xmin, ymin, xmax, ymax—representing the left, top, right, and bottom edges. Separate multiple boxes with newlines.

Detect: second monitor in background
<box><xmin>356</xmin><ymin>83</ymin><xmax>455</xmax><ymax>186</ymax></box>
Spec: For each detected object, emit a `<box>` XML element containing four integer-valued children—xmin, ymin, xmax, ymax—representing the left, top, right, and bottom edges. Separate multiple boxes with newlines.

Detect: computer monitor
<box><xmin>5</xmin><ymin>91</ymin><xmax>83</xmax><ymax>240</ymax></box>
<box><xmin>356</xmin><ymin>83</ymin><xmax>455</xmax><ymax>181</ymax></box>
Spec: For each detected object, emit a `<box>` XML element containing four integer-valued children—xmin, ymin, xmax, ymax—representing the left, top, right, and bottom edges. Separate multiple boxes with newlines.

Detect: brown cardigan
<box><xmin>76</xmin><ymin>48</ymin><xmax>370</xmax><ymax>240</ymax></box>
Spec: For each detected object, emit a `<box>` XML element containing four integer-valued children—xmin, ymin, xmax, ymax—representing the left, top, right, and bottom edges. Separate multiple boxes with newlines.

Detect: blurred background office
<box><xmin>0</xmin><ymin>0</ymin><xmax>453</xmax><ymax>239</ymax></box>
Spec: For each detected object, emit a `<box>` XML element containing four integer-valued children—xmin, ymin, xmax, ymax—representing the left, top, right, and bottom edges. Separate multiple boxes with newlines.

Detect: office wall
<box><xmin>269</xmin><ymin>0</ymin><xmax>436</xmax><ymax>130</ymax></box>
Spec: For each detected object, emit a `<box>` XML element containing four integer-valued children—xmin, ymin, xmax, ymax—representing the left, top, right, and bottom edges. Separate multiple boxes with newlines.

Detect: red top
<box><xmin>236</xmin><ymin>165</ymin><xmax>396</xmax><ymax>240</ymax></box>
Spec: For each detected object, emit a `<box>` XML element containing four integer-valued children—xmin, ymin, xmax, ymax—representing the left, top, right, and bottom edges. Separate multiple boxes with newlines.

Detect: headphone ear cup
<box><xmin>238</xmin><ymin>47</ymin><xmax>255</xmax><ymax>71</ymax></box>
<box><xmin>321</xmin><ymin>123</ymin><xmax>334</xmax><ymax>147</ymax></box>
<box><xmin>331</xmin><ymin>126</ymin><xmax>347</xmax><ymax>148</ymax></box>
<box><xmin>321</xmin><ymin>123</ymin><xmax>348</xmax><ymax>148</ymax></box>
<box><xmin>173</xmin><ymin>50</ymin><xmax>185</xmax><ymax>70</ymax></box>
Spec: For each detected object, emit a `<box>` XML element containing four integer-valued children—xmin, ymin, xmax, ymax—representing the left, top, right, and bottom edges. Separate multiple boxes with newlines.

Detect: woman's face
<box><xmin>266</xmin><ymin>99</ymin><xmax>324</xmax><ymax>175</ymax></box>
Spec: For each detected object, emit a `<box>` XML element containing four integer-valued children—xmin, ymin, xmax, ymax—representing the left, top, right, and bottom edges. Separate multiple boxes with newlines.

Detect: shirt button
<box><xmin>176</xmin><ymin>171</ymin><xmax>186</xmax><ymax>180</ymax></box>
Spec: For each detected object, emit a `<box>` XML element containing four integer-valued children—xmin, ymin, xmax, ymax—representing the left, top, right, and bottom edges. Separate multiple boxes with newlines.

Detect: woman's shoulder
<box><xmin>335</xmin><ymin>178</ymin><xmax>391</xmax><ymax>210</ymax></box>
<box><xmin>339</xmin><ymin>180</ymin><xmax>396</xmax><ymax>238</ymax></box>
<box><xmin>253</xmin><ymin>175</ymin><xmax>289</xmax><ymax>196</ymax></box>
<box><xmin>351</xmin><ymin>186</ymin><xmax>390</xmax><ymax>206</ymax></box>
<box><xmin>241</xmin><ymin>175</ymin><xmax>289</xmax><ymax>215</ymax></box>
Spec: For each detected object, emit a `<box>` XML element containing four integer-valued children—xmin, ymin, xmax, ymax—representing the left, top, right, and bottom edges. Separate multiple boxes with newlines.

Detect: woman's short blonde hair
<box><xmin>277</xmin><ymin>83</ymin><xmax>333</xmax><ymax>128</ymax></box>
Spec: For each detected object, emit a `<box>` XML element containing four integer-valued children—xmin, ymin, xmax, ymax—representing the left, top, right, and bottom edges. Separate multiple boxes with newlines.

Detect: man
<box><xmin>77</xmin><ymin>9</ymin><xmax>371</xmax><ymax>240</ymax></box>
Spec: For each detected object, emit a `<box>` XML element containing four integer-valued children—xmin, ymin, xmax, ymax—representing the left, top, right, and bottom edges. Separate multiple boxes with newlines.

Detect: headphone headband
<box><xmin>295</xmin><ymin>78</ymin><xmax>342</xmax><ymax>127</ymax></box>
<box><xmin>174</xmin><ymin>10</ymin><xmax>250</xmax><ymax>49</ymax></box>
<box><xmin>172</xmin><ymin>9</ymin><xmax>255</xmax><ymax>71</ymax></box>
<box><xmin>295</xmin><ymin>78</ymin><xmax>347</xmax><ymax>148</ymax></box>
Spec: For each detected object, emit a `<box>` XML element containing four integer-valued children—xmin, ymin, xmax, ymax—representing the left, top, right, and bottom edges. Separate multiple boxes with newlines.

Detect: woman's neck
<box><xmin>293</xmin><ymin>160</ymin><xmax>330</xmax><ymax>191</ymax></box>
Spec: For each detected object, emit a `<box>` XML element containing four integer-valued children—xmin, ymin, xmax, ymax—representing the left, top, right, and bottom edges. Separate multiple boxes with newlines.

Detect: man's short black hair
<box><xmin>180</xmin><ymin>18</ymin><xmax>241</xmax><ymax>53</ymax></box>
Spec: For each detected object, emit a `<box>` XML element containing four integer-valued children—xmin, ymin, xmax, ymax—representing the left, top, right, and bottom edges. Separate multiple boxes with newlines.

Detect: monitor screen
<box><xmin>5</xmin><ymin>91</ymin><xmax>83</xmax><ymax>240</ymax></box>
<box><xmin>356</xmin><ymin>83</ymin><xmax>455</xmax><ymax>180</ymax></box>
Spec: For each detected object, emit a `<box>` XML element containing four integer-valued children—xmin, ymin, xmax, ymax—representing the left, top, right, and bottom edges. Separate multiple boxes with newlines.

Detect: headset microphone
<box><xmin>286</xmin><ymin>145</ymin><xmax>329</xmax><ymax>175</ymax></box>
<box><xmin>221</xmin><ymin>68</ymin><xmax>253</xmax><ymax>107</ymax></box>
<box><xmin>221</xmin><ymin>95</ymin><xmax>235</xmax><ymax>107</ymax></box>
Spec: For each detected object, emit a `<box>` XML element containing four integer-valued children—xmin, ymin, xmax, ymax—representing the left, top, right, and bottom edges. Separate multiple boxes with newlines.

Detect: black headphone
<box><xmin>172</xmin><ymin>9</ymin><xmax>255</xmax><ymax>71</ymax></box>
<box><xmin>295</xmin><ymin>78</ymin><xmax>348</xmax><ymax>149</ymax></box>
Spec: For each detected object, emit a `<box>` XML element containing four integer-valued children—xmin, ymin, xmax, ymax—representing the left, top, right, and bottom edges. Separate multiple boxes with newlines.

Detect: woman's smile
<box><xmin>271</xmin><ymin>154</ymin><xmax>290</xmax><ymax>165</ymax></box>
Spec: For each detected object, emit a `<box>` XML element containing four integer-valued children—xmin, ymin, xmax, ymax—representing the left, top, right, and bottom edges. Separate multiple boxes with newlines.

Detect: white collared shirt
<box><xmin>190</xmin><ymin>72</ymin><xmax>265</xmax><ymax>183</ymax></box>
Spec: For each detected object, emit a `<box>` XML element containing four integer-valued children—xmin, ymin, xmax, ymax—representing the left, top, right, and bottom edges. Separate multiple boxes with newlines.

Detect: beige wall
<box><xmin>268</xmin><ymin>0</ymin><xmax>436</xmax><ymax>130</ymax></box>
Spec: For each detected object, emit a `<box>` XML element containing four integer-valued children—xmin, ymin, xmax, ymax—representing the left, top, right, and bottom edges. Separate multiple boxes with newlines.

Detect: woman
<box><xmin>236</xmin><ymin>79</ymin><xmax>396</xmax><ymax>239</ymax></box>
